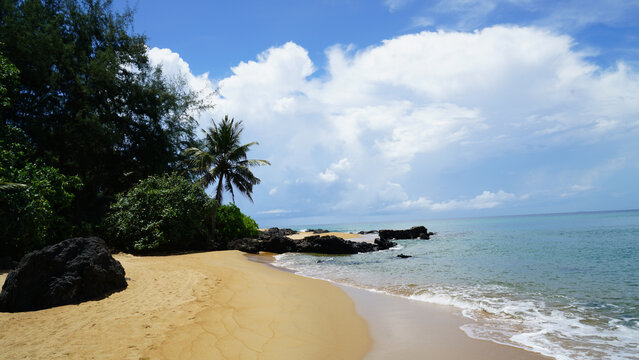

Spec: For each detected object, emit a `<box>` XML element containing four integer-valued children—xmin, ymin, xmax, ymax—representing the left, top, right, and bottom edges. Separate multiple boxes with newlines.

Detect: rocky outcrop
<box><xmin>308</xmin><ymin>229</ymin><xmax>330</xmax><ymax>234</ymax></box>
<box><xmin>259</xmin><ymin>227</ymin><xmax>297</xmax><ymax>237</ymax></box>
<box><xmin>358</xmin><ymin>230</ymin><xmax>378</xmax><ymax>235</ymax></box>
<box><xmin>0</xmin><ymin>237</ymin><xmax>127</xmax><ymax>312</ymax></box>
<box><xmin>396</xmin><ymin>254</ymin><xmax>412</xmax><ymax>258</ymax></box>
<box><xmin>378</xmin><ymin>226</ymin><xmax>434</xmax><ymax>240</ymax></box>
<box><xmin>227</xmin><ymin>234</ymin><xmax>397</xmax><ymax>255</ymax></box>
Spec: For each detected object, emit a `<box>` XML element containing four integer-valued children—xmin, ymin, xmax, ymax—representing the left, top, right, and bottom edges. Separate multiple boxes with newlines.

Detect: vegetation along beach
<box><xmin>1</xmin><ymin>0</ymin><xmax>638</xmax><ymax>359</ymax></box>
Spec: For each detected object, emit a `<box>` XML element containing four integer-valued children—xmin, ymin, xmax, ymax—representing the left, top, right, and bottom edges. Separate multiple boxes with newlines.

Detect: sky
<box><xmin>113</xmin><ymin>0</ymin><xmax>639</xmax><ymax>226</ymax></box>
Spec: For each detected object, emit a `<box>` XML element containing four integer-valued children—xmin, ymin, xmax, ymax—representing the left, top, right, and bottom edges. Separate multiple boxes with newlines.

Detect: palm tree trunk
<box><xmin>212</xmin><ymin>175</ymin><xmax>224</xmax><ymax>245</ymax></box>
<box><xmin>211</xmin><ymin>201</ymin><xmax>218</xmax><ymax>245</ymax></box>
<box><xmin>215</xmin><ymin>175</ymin><xmax>224</xmax><ymax>203</ymax></box>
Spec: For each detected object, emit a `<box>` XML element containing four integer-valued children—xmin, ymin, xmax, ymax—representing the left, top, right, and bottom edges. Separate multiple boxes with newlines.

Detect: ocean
<box><xmin>274</xmin><ymin>210</ymin><xmax>639</xmax><ymax>360</ymax></box>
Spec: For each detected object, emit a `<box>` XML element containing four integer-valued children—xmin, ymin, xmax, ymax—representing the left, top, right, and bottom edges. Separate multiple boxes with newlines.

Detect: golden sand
<box><xmin>287</xmin><ymin>231</ymin><xmax>363</xmax><ymax>240</ymax></box>
<box><xmin>0</xmin><ymin>251</ymin><xmax>371</xmax><ymax>359</ymax></box>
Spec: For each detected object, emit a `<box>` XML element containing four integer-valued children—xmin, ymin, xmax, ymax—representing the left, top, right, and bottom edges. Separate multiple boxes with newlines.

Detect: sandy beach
<box><xmin>287</xmin><ymin>231</ymin><xmax>364</xmax><ymax>240</ymax></box>
<box><xmin>0</xmin><ymin>251</ymin><xmax>370</xmax><ymax>359</ymax></box>
<box><xmin>0</xmin><ymin>243</ymin><xmax>550</xmax><ymax>360</ymax></box>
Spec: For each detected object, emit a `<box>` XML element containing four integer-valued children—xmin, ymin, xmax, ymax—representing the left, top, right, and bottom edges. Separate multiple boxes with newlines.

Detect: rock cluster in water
<box><xmin>378</xmin><ymin>226</ymin><xmax>434</xmax><ymax>240</ymax></box>
<box><xmin>307</xmin><ymin>228</ymin><xmax>330</xmax><ymax>234</ymax></box>
<box><xmin>227</xmin><ymin>226</ymin><xmax>435</xmax><ymax>255</ymax></box>
<box><xmin>227</xmin><ymin>229</ymin><xmax>397</xmax><ymax>254</ymax></box>
<box><xmin>0</xmin><ymin>237</ymin><xmax>127</xmax><ymax>312</ymax></box>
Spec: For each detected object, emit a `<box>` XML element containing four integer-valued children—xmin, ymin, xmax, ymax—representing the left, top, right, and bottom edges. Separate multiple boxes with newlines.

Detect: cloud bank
<box><xmin>149</xmin><ymin>25</ymin><xmax>639</xmax><ymax>223</ymax></box>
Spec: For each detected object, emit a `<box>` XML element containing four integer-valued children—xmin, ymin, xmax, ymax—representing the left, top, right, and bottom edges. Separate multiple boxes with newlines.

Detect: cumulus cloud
<box><xmin>392</xmin><ymin>190</ymin><xmax>517</xmax><ymax>211</ymax></box>
<box><xmin>148</xmin><ymin>47</ymin><xmax>216</xmax><ymax>98</ymax></box>
<box><xmin>147</xmin><ymin>47</ymin><xmax>217</xmax><ymax>125</ymax></box>
<box><xmin>257</xmin><ymin>209</ymin><xmax>298</xmax><ymax>215</ymax></box>
<box><xmin>158</xmin><ymin>26</ymin><xmax>639</xmax><ymax>219</ymax></box>
<box><xmin>319</xmin><ymin>158</ymin><xmax>351</xmax><ymax>183</ymax></box>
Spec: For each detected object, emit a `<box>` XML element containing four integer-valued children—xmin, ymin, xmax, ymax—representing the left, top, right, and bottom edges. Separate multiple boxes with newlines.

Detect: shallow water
<box><xmin>275</xmin><ymin>210</ymin><xmax>639</xmax><ymax>360</ymax></box>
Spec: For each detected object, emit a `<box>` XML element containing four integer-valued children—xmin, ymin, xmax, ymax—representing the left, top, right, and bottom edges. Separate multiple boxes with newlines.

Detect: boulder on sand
<box><xmin>0</xmin><ymin>237</ymin><xmax>127</xmax><ymax>312</ymax></box>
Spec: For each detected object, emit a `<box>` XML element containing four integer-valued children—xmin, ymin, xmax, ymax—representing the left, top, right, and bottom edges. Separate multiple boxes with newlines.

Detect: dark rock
<box><xmin>396</xmin><ymin>254</ymin><xmax>412</xmax><ymax>258</ymax></box>
<box><xmin>379</xmin><ymin>226</ymin><xmax>432</xmax><ymax>240</ymax></box>
<box><xmin>227</xmin><ymin>234</ymin><xmax>397</xmax><ymax>255</ymax></box>
<box><xmin>308</xmin><ymin>228</ymin><xmax>330</xmax><ymax>234</ymax></box>
<box><xmin>0</xmin><ymin>237</ymin><xmax>127</xmax><ymax>312</ymax></box>
<box><xmin>374</xmin><ymin>237</ymin><xmax>397</xmax><ymax>250</ymax></box>
<box><xmin>296</xmin><ymin>235</ymin><xmax>375</xmax><ymax>254</ymax></box>
<box><xmin>358</xmin><ymin>230</ymin><xmax>378</xmax><ymax>234</ymax></box>
<box><xmin>0</xmin><ymin>256</ymin><xmax>18</xmax><ymax>270</ymax></box>
<box><xmin>258</xmin><ymin>227</ymin><xmax>297</xmax><ymax>238</ymax></box>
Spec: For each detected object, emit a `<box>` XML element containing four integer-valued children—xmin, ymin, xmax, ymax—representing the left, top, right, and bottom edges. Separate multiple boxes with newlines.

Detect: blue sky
<box><xmin>114</xmin><ymin>0</ymin><xmax>639</xmax><ymax>226</ymax></box>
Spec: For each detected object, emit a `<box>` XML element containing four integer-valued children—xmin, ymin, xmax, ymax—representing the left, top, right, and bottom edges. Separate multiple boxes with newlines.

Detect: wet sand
<box><xmin>340</xmin><ymin>286</ymin><xmax>550</xmax><ymax>360</ymax></box>
<box><xmin>259</xmin><ymin>247</ymin><xmax>549</xmax><ymax>360</ymax></box>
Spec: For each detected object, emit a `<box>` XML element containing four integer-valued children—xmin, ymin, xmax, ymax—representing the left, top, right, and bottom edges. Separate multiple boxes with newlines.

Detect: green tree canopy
<box><xmin>0</xmin><ymin>48</ymin><xmax>19</xmax><ymax>108</ymax></box>
<box><xmin>0</xmin><ymin>0</ymin><xmax>207</xmax><ymax>226</ymax></box>
<box><xmin>215</xmin><ymin>203</ymin><xmax>259</xmax><ymax>244</ymax></box>
<box><xmin>0</xmin><ymin>125</ymin><xmax>82</xmax><ymax>259</ymax></box>
<box><xmin>103</xmin><ymin>173</ymin><xmax>217</xmax><ymax>253</ymax></box>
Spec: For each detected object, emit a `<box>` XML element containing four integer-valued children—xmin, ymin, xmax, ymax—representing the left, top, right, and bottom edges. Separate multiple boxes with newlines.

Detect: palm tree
<box><xmin>185</xmin><ymin>115</ymin><xmax>270</xmax><ymax>203</ymax></box>
<box><xmin>0</xmin><ymin>182</ymin><xmax>27</xmax><ymax>191</ymax></box>
<box><xmin>184</xmin><ymin>116</ymin><xmax>270</xmax><ymax>241</ymax></box>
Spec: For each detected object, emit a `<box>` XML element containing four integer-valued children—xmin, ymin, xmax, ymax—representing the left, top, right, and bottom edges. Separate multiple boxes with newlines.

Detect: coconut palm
<box><xmin>0</xmin><ymin>182</ymin><xmax>27</xmax><ymax>191</ymax></box>
<box><xmin>184</xmin><ymin>115</ymin><xmax>270</xmax><ymax>204</ymax></box>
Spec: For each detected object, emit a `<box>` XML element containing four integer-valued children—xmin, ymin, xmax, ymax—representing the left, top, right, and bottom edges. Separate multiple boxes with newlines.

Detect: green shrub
<box><xmin>103</xmin><ymin>173</ymin><xmax>217</xmax><ymax>253</ymax></box>
<box><xmin>215</xmin><ymin>204</ymin><xmax>259</xmax><ymax>244</ymax></box>
<box><xmin>0</xmin><ymin>125</ymin><xmax>82</xmax><ymax>260</ymax></box>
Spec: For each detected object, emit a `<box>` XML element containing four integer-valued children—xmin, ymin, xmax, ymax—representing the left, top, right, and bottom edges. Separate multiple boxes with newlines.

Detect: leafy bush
<box><xmin>103</xmin><ymin>173</ymin><xmax>217</xmax><ymax>253</ymax></box>
<box><xmin>216</xmin><ymin>204</ymin><xmax>259</xmax><ymax>244</ymax></box>
<box><xmin>0</xmin><ymin>125</ymin><xmax>82</xmax><ymax>260</ymax></box>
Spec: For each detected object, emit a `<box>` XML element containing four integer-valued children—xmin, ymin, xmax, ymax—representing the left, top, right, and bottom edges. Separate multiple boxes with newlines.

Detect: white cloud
<box><xmin>433</xmin><ymin>0</ymin><xmax>498</xmax><ymax>29</ymax></box>
<box><xmin>318</xmin><ymin>169</ymin><xmax>338</xmax><ymax>183</ymax></box>
<box><xmin>425</xmin><ymin>1</ymin><xmax>639</xmax><ymax>32</ymax></box>
<box><xmin>318</xmin><ymin>158</ymin><xmax>352</xmax><ymax>183</ymax></box>
<box><xmin>257</xmin><ymin>209</ymin><xmax>298</xmax><ymax>215</ymax></box>
<box><xmin>269</xmin><ymin>187</ymin><xmax>278</xmax><ymax>195</ymax></box>
<box><xmin>393</xmin><ymin>190</ymin><xmax>517</xmax><ymax>211</ymax></box>
<box><xmin>147</xmin><ymin>47</ymin><xmax>216</xmax><ymax>99</ymax></box>
<box><xmin>411</xmin><ymin>16</ymin><xmax>434</xmax><ymax>28</ymax></box>
<box><xmin>384</xmin><ymin>0</ymin><xmax>412</xmax><ymax>12</ymax></box>
<box><xmin>158</xmin><ymin>26</ymin><xmax>639</xmax><ymax>217</ymax></box>
<box><xmin>146</xmin><ymin>47</ymin><xmax>217</xmax><ymax>125</ymax></box>
<box><xmin>561</xmin><ymin>157</ymin><xmax>627</xmax><ymax>197</ymax></box>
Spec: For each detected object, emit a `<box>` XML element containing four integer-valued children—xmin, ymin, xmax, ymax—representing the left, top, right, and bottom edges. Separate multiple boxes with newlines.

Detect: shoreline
<box><xmin>255</xmin><ymin>246</ymin><xmax>550</xmax><ymax>360</ymax></box>
<box><xmin>1</xmin><ymin>244</ymin><xmax>551</xmax><ymax>359</ymax></box>
<box><xmin>0</xmin><ymin>251</ymin><xmax>371</xmax><ymax>359</ymax></box>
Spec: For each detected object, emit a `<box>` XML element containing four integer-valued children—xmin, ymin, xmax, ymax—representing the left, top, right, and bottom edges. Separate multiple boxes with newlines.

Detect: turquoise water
<box><xmin>274</xmin><ymin>210</ymin><xmax>639</xmax><ymax>360</ymax></box>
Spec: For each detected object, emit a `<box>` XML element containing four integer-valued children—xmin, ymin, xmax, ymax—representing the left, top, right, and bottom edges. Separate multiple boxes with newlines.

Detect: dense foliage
<box><xmin>0</xmin><ymin>49</ymin><xmax>18</xmax><ymax>107</ymax></box>
<box><xmin>0</xmin><ymin>2</ymin><xmax>265</xmax><ymax>259</ymax></box>
<box><xmin>215</xmin><ymin>203</ymin><xmax>259</xmax><ymax>244</ymax></box>
<box><xmin>0</xmin><ymin>0</ymin><xmax>206</xmax><ymax>227</ymax></box>
<box><xmin>0</xmin><ymin>125</ymin><xmax>82</xmax><ymax>259</ymax></box>
<box><xmin>102</xmin><ymin>173</ymin><xmax>217</xmax><ymax>253</ymax></box>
